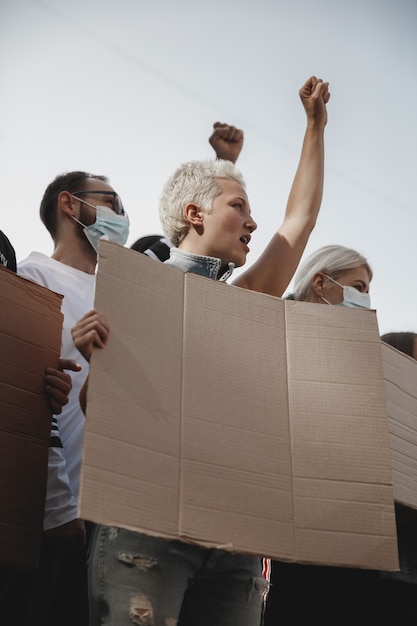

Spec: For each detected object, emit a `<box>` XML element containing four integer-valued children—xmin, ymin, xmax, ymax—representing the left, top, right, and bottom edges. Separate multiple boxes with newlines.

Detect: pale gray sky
<box><xmin>1</xmin><ymin>0</ymin><xmax>416</xmax><ymax>334</ymax></box>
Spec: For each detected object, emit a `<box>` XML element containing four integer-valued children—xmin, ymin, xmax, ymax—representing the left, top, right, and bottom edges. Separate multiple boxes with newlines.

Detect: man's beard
<box><xmin>74</xmin><ymin>205</ymin><xmax>96</xmax><ymax>243</ymax></box>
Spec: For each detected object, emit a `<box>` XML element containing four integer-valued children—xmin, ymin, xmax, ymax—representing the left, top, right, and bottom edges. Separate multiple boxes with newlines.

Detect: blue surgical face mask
<box><xmin>72</xmin><ymin>204</ymin><xmax>130</xmax><ymax>253</ymax></box>
<box><xmin>323</xmin><ymin>274</ymin><xmax>371</xmax><ymax>309</ymax></box>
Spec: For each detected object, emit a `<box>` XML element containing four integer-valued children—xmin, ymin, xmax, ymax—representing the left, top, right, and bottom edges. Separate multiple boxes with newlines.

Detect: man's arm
<box><xmin>233</xmin><ymin>76</ymin><xmax>330</xmax><ymax>296</ymax></box>
<box><xmin>43</xmin><ymin>444</ymin><xmax>86</xmax><ymax>552</ymax></box>
<box><xmin>43</xmin><ymin>363</ymin><xmax>85</xmax><ymax>550</ymax></box>
<box><xmin>45</xmin><ymin>358</ymin><xmax>81</xmax><ymax>414</ymax></box>
<box><xmin>209</xmin><ymin>122</ymin><xmax>244</xmax><ymax>164</ymax></box>
<box><xmin>71</xmin><ymin>309</ymin><xmax>110</xmax><ymax>414</ymax></box>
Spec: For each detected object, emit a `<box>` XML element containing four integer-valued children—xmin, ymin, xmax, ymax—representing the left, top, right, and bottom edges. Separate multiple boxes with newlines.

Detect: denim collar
<box><xmin>164</xmin><ymin>248</ymin><xmax>235</xmax><ymax>282</ymax></box>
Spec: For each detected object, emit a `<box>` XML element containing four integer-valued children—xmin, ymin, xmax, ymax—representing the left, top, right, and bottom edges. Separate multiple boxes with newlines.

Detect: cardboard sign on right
<box><xmin>382</xmin><ymin>342</ymin><xmax>417</xmax><ymax>510</ymax></box>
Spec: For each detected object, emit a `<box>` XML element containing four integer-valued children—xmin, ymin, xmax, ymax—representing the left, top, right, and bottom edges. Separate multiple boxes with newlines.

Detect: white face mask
<box><xmin>323</xmin><ymin>275</ymin><xmax>371</xmax><ymax>309</ymax></box>
<box><xmin>72</xmin><ymin>204</ymin><xmax>130</xmax><ymax>253</ymax></box>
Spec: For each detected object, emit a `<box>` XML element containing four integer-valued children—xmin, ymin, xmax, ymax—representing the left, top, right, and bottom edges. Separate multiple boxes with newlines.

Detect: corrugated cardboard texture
<box><xmin>382</xmin><ymin>342</ymin><xmax>417</xmax><ymax>509</ymax></box>
<box><xmin>0</xmin><ymin>267</ymin><xmax>63</xmax><ymax>570</ymax></box>
<box><xmin>80</xmin><ymin>241</ymin><xmax>399</xmax><ymax>570</ymax></box>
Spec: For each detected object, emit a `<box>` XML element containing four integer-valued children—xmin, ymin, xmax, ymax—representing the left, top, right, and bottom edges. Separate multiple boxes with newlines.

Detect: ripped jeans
<box><xmin>88</xmin><ymin>525</ymin><xmax>268</xmax><ymax>626</ymax></box>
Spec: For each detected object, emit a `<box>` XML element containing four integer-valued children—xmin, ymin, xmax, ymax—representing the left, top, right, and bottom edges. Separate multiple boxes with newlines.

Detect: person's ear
<box><xmin>58</xmin><ymin>191</ymin><xmax>77</xmax><ymax>218</ymax></box>
<box><xmin>311</xmin><ymin>272</ymin><xmax>327</xmax><ymax>298</ymax></box>
<box><xmin>183</xmin><ymin>203</ymin><xmax>204</xmax><ymax>226</ymax></box>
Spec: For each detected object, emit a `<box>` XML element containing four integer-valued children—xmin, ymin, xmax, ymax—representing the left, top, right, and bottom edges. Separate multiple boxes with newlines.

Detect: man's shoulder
<box><xmin>18</xmin><ymin>251</ymin><xmax>50</xmax><ymax>268</ymax></box>
<box><xmin>18</xmin><ymin>253</ymin><xmax>96</xmax><ymax>309</ymax></box>
<box><xmin>18</xmin><ymin>252</ymin><xmax>55</xmax><ymax>279</ymax></box>
<box><xmin>18</xmin><ymin>252</ymin><xmax>84</xmax><ymax>278</ymax></box>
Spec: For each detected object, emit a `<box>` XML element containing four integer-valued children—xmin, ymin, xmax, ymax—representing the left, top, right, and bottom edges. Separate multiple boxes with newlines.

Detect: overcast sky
<box><xmin>1</xmin><ymin>0</ymin><xmax>416</xmax><ymax>335</ymax></box>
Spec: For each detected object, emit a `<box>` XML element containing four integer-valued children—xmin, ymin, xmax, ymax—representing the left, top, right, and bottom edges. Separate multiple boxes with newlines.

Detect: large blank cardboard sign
<box><xmin>79</xmin><ymin>241</ymin><xmax>399</xmax><ymax>571</ymax></box>
<box><xmin>0</xmin><ymin>267</ymin><xmax>63</xmax><ymax>570</ymax></box>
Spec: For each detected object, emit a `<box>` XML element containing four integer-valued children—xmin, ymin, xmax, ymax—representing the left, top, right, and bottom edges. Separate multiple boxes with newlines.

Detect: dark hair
<box><xmin>130</xmin><ymin>235</ymin><xmax>172</xmax><ymax>262</ymax></box>
<box><xmin>40</xmin><ymin>171</ymin><xmax>108</xmax><ymax>238</ymax></box>
<box><xmin>131</xmin><ymin>235</ymin><xmax>165</xmax><ymax>254</ymax></box>
<box><xmin>381</xmin><ymin>332</ymin><xmax>417</xmax><ymax>358</ymax></box>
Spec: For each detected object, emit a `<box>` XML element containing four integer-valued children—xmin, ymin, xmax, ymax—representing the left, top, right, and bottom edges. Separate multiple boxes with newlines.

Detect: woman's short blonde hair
<box><xmin>159</xmin><ymin>159</ymin><xmax>245</xmax><ymax>247</ymax></box>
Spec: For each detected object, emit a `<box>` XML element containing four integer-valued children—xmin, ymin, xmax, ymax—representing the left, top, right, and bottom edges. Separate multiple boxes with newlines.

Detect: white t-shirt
<box><xmin>18</xmin><ymin>252</ymin><xmax>96</xmax><ymax>530</ymax></box>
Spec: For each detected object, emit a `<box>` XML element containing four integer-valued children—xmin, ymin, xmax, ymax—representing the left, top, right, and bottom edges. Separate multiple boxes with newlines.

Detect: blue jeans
<box><xmin>88</xmin><ymin>525</ymin><xmax>268</xmax><ymax>626</ymax></box>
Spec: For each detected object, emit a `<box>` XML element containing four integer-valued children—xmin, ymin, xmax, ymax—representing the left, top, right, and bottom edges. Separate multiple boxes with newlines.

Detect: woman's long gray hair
<box><xmin>291</xmin><ymin>245</ymin><xmax>372</xmax><ymax>301</ymax></box>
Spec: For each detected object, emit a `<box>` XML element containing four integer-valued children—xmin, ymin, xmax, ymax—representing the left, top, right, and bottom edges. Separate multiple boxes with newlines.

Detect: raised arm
<box><xmin>209</xmin><ymin>121</ymin><xmax>244</xmax><ymax>164</ymax></box>
<box><xmin>233</xmin><ymin>76</ymin><xmax>330</xmax><ymax>296</ymax></box>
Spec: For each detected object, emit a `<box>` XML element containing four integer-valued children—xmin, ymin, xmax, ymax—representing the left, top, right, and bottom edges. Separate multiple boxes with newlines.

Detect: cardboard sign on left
<box><xmin>0</xmin><ymin>267</ymin><xmax>63</xmax><ymax>570</ymax></box>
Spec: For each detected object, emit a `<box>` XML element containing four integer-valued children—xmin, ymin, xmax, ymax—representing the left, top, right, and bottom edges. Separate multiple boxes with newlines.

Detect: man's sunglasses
<box><xmin>72</xmin><ymin>190</ymin><xmax>125</xmax><ymax>216</ymax></box>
